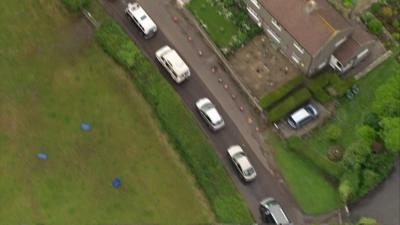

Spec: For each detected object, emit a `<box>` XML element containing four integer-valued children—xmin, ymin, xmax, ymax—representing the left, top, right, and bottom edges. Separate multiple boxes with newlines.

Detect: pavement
<box><xmin>350</xmin><ymin>157</ymin><xmax>400</xmax><ymax>225</ymax></box>
<box><xmin>100</xmin><ymin>0</ymin><xmax>341</xmax><ymax>224</ymax></box>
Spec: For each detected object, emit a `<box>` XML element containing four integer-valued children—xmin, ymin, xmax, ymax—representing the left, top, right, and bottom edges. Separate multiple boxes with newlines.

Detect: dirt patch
<box><xmin>228</xmin><ymin>35</ymin><xmax>300</xmax><ymax>99</ymax></box>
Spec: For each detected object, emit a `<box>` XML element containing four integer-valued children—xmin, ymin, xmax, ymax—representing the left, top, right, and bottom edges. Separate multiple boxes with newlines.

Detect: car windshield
<box><xmin>203</xmin><ymin>102</ymin><xmax>214</xmax><ymax>111</ymax></box>
<box><xmin>243</xmin><ymin>167</ymin><xmax>255</xmax><ymax>176</ymax></box>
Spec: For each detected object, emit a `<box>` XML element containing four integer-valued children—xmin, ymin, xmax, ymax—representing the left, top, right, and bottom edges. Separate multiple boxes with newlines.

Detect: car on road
<box><xmin>195</xmin><ymin>98</ymin><xmax>225</xmax><ymax>131</ymax></box>
<box><xmin>260</xmin><ymin>197</ymin><xmax>290</xmax><ymax>225</ymax></box>
<box><xmin>287</xmin><ymin>103</ymin><xmax>318</xmax><ymax>129</ymax></box>
<box><xmin>156</xmin><ymin>45</ymin><xmax>191</xmax><ymax>84</ymax></box>
<box><xmin>227</xmin><ymin>145</ymin><xmax>256</xmax><ymax>182</ymax></box>
<box><xmin>125</xmin><ymin>2</ymin><xmax>157</xmax><ymax>39</ymax></box>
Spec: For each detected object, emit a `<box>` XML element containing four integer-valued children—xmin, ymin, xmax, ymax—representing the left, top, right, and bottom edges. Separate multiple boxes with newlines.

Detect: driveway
<box><xmin>350</xmin><ymin>157</ymin><xmax>400</xmax><ymax>225</ymax></box>
<box><xmin>100</xmin><ymin>0</ymin><xmax>340</xmax><ymax>224</ymax></box>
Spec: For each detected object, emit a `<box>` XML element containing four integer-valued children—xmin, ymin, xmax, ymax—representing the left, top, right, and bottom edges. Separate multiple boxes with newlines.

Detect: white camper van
<box><xmin>125</xmin><ymin>2</ymin><xmax>157</xmax><ymax>39</ymax></box>
<box><xmin>155</xmin><ymin>45</ymin><xmax>190</xmax><ymax>84</ymax></box>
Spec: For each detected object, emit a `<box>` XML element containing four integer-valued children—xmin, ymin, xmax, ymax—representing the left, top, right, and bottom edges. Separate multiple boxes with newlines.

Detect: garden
<box><xmin>187</xmin><ymin>0</ymin><xmax>260</xmax><ymax>55</ymax></box>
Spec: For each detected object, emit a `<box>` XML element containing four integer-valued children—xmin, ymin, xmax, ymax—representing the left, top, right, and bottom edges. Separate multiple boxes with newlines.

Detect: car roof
<box><xmin>228</xmin><ymin>146</ymin><xmax>252</xmax><ymax>170</ymax></box>
<box><xmin>268</xmin><ymin>203</ymin><xmax>290</xmax><ymax>224</ymax></box>
<box><xmin>205</xmin><ymin>107</ymin><xmax>222</xmax><ymax>124</ymax></box>
<box><xmin>290</xmin><ymin>107</ymin><xmax>311</xmax><ymax>123</ymax></box>
<box><xmin>163</xmin><ymin>49</ymin><xmax>189</xmax><ymax>75</ymax></box>
<box><xmin>127</xmin><ymin>3</ymin><xmax>156</xmax><ymax>33</ymax></box>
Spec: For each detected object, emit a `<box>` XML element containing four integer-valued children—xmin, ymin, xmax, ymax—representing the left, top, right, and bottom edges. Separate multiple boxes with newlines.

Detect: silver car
<box><xmin>260</xmin><ymin>198</ymin><xmax>290</xmax><ymax>225</ymax></box>
<box><xmin>195</xmin><ymin>98</ymin><xmax>225</xmax><ymax>131</ymax></box>
<box><xmin>227</xmin><ymin>145</ymin><xmax>256</xmax><ymax>182</ymax></box>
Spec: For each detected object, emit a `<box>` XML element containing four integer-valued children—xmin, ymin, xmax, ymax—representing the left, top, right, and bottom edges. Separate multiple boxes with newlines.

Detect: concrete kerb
<box><xmin>354</xmin><ymin>50</ymin><xmax>392</xmax><ymax>80</ymax></box>
<box><xmin>180</xmin><ymin>8</ymin><xmax>264</xmax><ymax>114</ymax></box>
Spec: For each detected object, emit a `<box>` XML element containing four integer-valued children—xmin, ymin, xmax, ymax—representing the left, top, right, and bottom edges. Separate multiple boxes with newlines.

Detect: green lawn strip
<box><xmin>0</xmin><ymin>1</ymin><xmax>217</xmax><ymax>224</ymax></box>
<box><xmin>187</xmin><ymin>0</ymin><xmax>239</xmax><ymax>49</ymax></box>
<box><xmin>268</xmin><ymin>134</ymin><xmax>341</xmax><ymax>214</ymax></box>
<box><xmin>266</xmin><ymin>88</ymin><xmax>312</xmax><ymax>123</ymax></box>
<box><xmin>307</xmin><ymin>57</ymin><xmax>400</xmax><ymax>155</ymax></box>
<box><xmin>260</xmin><ymin>75</ymin><xmax>305</xmax><ymax>109</ymax></box>
<box><xmin>95</xmin><ymin>19</ymin><xmax>253</xmax><ymax>224</ymax></box>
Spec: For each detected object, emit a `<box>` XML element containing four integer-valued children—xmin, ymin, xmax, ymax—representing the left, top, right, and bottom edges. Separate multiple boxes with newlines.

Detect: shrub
<box><xmin>61</xmin><ymin>0</ymin><xmax>89</xmax><ymax>12</ymax></box>
<box><xmin>393</xmin><ymin>33</ymin><xmax>400</xmax><ymax>42</ymax></box>
<box><xmin>95</xmin><ymin>19</ymin><xmax>253</xmax><ymax>223</ymax></box>
<box><xmin>358</xmin><ymin>169</ymin><xmax>381</xmax><ymax>196</ymax></box>
<box><xmin>356</xmin><ymin>125</ymin><xmax>376</xmax><ymax>146</ymax></box>
<box><xmin>307</xmin><ymin>77</ymin><xmax>332</xmax><ymax>104</ymax></box>
<box><xmin>338</xmin><ymin>170</ymin><xmax>360</xmax><ymax>203</ymax></box>
<box><xmin>342</xmin><ymin>141</ymin><xmax>371</xmax><ymax>170</ymax></box>
<box><xmin>363</xmin><ymin>112</ymin><xmax>381</xmax><ymax>131</ymax></box>
<box><xmin>259</xmin><ymin>75</ymin><xmax>304</xmax><ymax>109</ymax></box>
<box><xmin>367</xmin><ymin>18</ymin><xmax>383</xmax><ymax>36</ymax></box>
<box><xmin>267</xmin><ymin>88</ymin><xmax>311</xmax><ymax>123</ymax></box>
<box><xmin>380</xmin><ymin>6</ymin><xmax>394</xmax><ymax>19</ymax></box>
<box><xmin>326</xmin><ymin>124</ymin><xmax>342</xmax><ymax>141</ymax></box>
<box><xmin>361</xmin><ymin>12</ymin><xmax>374</xmax><ymax>23</ymax></box>
<box><xmin>286</xmin><ymin>136</ymin><xmax>343</xmax><ymax>179</ymax></box>
<box><xmin>342</xmin><ymin>0</ymin><xmax>354</xmax><ymax>8</ymax></box>
<box><xmin>393</xmin><ymin>19</ymin><xmax>400</xmax><ymax>32</ymax></box>
<box><xmin>370</xmin><ymin>3</ymin><xmax>382</xmax><ymax>15</ymax></box>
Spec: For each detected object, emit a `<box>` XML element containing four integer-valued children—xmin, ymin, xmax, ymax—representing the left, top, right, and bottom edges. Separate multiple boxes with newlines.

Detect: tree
<box><xmin>357</xmin><ymin>125</ymin><xmax>376</xmax><ymax>146</ymax></box>
<box><xmin>342</xmin><ymin>141</ymin><xmax>371</xmax><ymax>170</ymax></box>
<box><xmin>372</xmin><ymin>74</ymin><xmax>400</xmax><ymax>117</ymax></box>
<box><xmin>339</xmin><ymin>170</ymin><xmax>360</xmax><ymax>203</ymax></box>
<box><xmin>367</xmin><ymin>18</ymin><xmax>383</xmax><ymax>36</ymax></box>
<box><xmin>379</xmin><ymin>117</ymin><xmax>400</xmax><ymax>152</ymax></box>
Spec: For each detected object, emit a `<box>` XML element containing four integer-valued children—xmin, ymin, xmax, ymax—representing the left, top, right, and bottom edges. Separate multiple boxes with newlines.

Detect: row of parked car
<box><xmin>126</xmin><ymin>2</ymin><xmax>292</xmax><ymax>224</ymax></box>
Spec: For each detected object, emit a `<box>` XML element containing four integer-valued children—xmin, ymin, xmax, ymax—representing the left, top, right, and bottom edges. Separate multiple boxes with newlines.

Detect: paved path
<box><xmin>101</xmin><ymin>1</ymin><xmax>340</xmax><ymax>224</ymax></box>
<box><xmin>350</xmin><ymin>157</ymin><xmax>400</xmax><ymax>225</ymax></box>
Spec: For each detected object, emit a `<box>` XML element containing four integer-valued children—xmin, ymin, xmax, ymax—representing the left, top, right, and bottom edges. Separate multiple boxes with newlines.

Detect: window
<box><xmin>357</xmin><ymin>48</ymin><xmax>369</xmax><ymax>59</ymax></box>
<box><xmin>247</xmin><ymin>7</ymin><xmax>262</xmax><ymax>27</ymax></box>
<box><xmin>271</xmin><ymin>18</ymin><xmax>282</xmax><ymax>31</ymax></box>
<box><xmin>291</xmin><ymin>52</ymin><xmax>300</xmax><ymax>64</ymax></box>
<box><xmin>293</xmin><ymin>42</ymin><xmax>304</xmax><ymax>54</ymax></box>
<box><xmin>267</xmin><ymin>29</ymin><xmax>280</xmax><ymax>43</ymax></box>
<box><xmin>335</xmin><ymin>37</ymin><xmax>347</xmax><ymax>47</ymax></box>
<box><xmin>250</xmin><ymin>0</ymin><xmax>260</xmax><ymax>9</ymax></box>
<box><xmin>318</xmin><ymin>61</ymin><xmax>327</xmax><ymax>69</ymax></box>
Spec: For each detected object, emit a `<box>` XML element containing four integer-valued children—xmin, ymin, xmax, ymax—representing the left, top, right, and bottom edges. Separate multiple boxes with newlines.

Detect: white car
<box><xmin>260</xmin><ymin>198</ymin><xmax>290</xmax><ymax>225</ymax></box>
<box><xmin>195</xmin><ymin>98</ymin><xmax>225</xmax><ymax>131</ymax></box>
<box><xmin>227</xmin><ymin>145</ymin><xmax>256</xmax><ymax>182</ymax></box>
<box><xmin>156</xmin><ymin>45</ymin><xmax>190</xmax><ymax>84</ymax></box>
<box><xmin>125</xmin><ymin>2</ymin><xmax>157</xmax><ymax>39</ymax></box>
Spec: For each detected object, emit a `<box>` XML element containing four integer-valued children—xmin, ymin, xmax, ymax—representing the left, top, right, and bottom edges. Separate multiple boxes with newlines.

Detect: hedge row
<box><xmin>260</xmin><ymin>75</ymin><xmax>305</xmax><ymax>109</ymax></box>
<box><xmin>95</xmin><ymin>19</ymin><xmax>253</xmax><ymax>223</ymax></box>
<box><xmin>286</xmin><ymin>136</ymin><xmax>344</xmax><ymax>179</ymax></box>
<box><xmin>306</xmin><ymin>73</ymin><xmax>354</xmax><ymax>103</ymax></box>
<box><xmin>61</xmin><ymin>0</ymin><xmax>90</xmax><ymax>13</ymax></box>
<box><xmin>267</xmin><ymin>88</ymin><xmax>311</xmax><ymax>123</ymax></box>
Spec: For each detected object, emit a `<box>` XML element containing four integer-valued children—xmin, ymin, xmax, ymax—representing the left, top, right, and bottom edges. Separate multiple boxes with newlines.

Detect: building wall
<box><xmin>245</xmin><ymin>0</ymin><xmax>312</xmax><ymax>74</ymax></box>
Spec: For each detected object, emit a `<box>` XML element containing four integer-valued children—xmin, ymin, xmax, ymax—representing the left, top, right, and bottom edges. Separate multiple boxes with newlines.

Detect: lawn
<box><xmin>307</xmin><ymin>57</ymin><xmax>400</xmax><ymax>155</ymax></box>
<box><xmin>267</xmin><ymin>134</ymin><xmax>341</xmax><ymax>214</ymax></box>
<box><xmin>187</xmin><ymin>0</ymin><xmax>240</xmax><ymax>49</ymax></box>
<box><xmin>0</xmin><ymin>1</ymin><xmax>215</xmax><ymax>224</ymax></box>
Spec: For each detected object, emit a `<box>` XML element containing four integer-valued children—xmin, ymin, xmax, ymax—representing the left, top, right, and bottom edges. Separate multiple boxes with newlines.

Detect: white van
<box><xmin>287</xmin><ymin>104</ymin><xmax>318</xmax><ymax>129</ymax></box>
<box><xmin>155</xmin><ymin>45</ymin><xmax>190</xmax><ymax>84</ymax></box>
<box><xmin>125</xmin><ymin>2</ymin><xmax>157</xmax><ymax>39</ymax></box>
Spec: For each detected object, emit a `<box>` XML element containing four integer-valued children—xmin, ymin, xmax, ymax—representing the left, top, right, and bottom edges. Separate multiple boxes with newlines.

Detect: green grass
<box><xmin>187</xmin><ymin>0</ymin><xmax>239</xmax><ymax>49</ymax></box>
<box><xmin>268</xmin><ymin>134</ymin><xmax>341</xmax><ymax>214</ymax></box>
<box><xmin>0</xmin><ymin>1</ymin><xmax>215</xmax><ymax>224</ymax></box>
<box><xmin>307</xmin><ymin>57</ymin><xmax>400</xmax><ymax>155</ymax></box>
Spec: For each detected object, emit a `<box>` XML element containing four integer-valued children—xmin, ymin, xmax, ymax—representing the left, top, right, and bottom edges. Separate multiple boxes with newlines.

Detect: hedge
<box><xmin>61</xmin><ymin>0</ymin><xmax>90</xmax><ymax>13</ymax></box>
<box><xmin>267</xmin><ymin>88</ymin><xmax>311</xmax><ymax>123</ymax></box>
<box><xmin>260</xmin><ymin>75</ymin><xmax>304</xmax><ymax>109</ymax></box>
<box><xmin>286</xmin><ymin>136</ymin><xmax>343</xmax><ymax>179</ymax></box>
<box><xmin>95</xmin><ymin>19</ymin><xmax>253</xmax><ymax>223</ymax></box>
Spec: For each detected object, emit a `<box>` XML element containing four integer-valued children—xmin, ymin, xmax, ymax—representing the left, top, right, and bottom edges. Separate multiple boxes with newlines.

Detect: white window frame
<box><xmin>335</xmin><ymin>37</ymin><xmax>347</xmax><ymax>47</ymax></box>
<box><xmin>318</xmin><ymin>61</ymin><xmax>327</xmax><ymax>69</ymax></box>
<box><xmin>250</xmin><ymin>0</ymin><xmax>260</xmax><ymax>9</ymax></box>
<box><xmin>293</xmin><ymin>42</ymin><xmax>304</xmax><ymax>54</ymax></box>
<box><xmin>246</xmin><ymin>7</ymin><xmax>262</xmax><ymax>27</ymax></box>
<box><xmin>271</xmin><ymin>18</ymin><xmax>282</xmax><ymax>31</ymax></box>
<box><xmin>357</xmin><ymin>48</ymin><xmax>369</xmax><ymax>59</ymax></box>
<box><xmin>267</xmin><ymin>28</ymin><xmax>280</xmax><ymax>43</ymax></box>
<box><xmin>291</xmin><ymin>52</ymin><xmax>300</xmax><ymax>64</ymax></box>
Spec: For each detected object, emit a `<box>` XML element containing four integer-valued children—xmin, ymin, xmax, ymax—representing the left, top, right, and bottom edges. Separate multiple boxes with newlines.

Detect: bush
<box><xmin>259</xmin><ymin>75</ymin><xmax>304</xmax><ymax>109</ymax></box>
<box><xmin>361</xmin><ymin>12</ymin><xmax>374</xmax><ymax>23</ymax></box>
<box><xmin>61</xmin><ymin>0</ymin><xmax>89</xmax><ymax>12</ymax></box>
<box><xmin>363</xmin><ymin>112</ymin><xmax>381</xmax><ymax>131</ymax></box>
<box><xmin>393</xmin><ymin>19</ymin><xmax>400</xmax><ymax>32</ymax></box>
<box><xmin>342</xmin><ymin>141</ymin><xmax>371</xmax><ymax>171</ymax></box>
<box><xmin>359</xmin><ymin>169</ymin><xmax>381</xmax><ymax>197</ymax></box>
<box><xmin>338</xmin><ymin>170</ymin><xmax>359</xmax><ymax>203</ymax></box>
<box><xmin>393</xmin><ymin>33</ymin><xmax>400</xmax><ymax>42</ymax></box>
<box><xmin>356</xmin><ymin>125</ymin><xmax>376</xmax><ymax>146</ymax></box>
<box><xmin>367</xmin><ymin>18</ymin><xmax>384</xmax><ymax>36</ymax></box>
<box><xmin>306</xmin><ymin>73</ymin><xmax>353</xmax><ymax>103</ymax></box>
<box><xmin>267</xmin><ymin>88</ymin><xmax>311</xmax><ymax>123</ymax></box>
<box><xmin>370</xmin><ymin>3</ymin><xmax>382</xmax><ymax>15</ymax></box>
<box><xmin>95</xmin><ymin>19</ymin><xmax>253</xmax><ymax>223</ymax></box>
<box><xmin>286</xmin><ymin>136</ymin><xmax>343</xmax><ymax>179</ymax></box>
<box><xmin>326</xmin><ymin>124</ymin><xmax>342</xmax><ymax>141</ymax></box>
<box><xmin>307</xmin><ymin>77</ymin><xmax>332</xmax><ymax>104</ymax></box>
<box><xmin>380</xmin><ymin>6</ymin><xmax>394</xmax><ymax>19</ymax></box>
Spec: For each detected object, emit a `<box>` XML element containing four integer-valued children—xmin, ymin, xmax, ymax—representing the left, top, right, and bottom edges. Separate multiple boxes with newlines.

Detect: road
<box><xmin>100</xmin><ymin>1</ymin><xmax>339</xmax><ymax>224</ymax></box>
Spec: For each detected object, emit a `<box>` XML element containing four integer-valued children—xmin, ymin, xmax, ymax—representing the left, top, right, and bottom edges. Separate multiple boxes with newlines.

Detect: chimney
<box><xmin>304</xmin><ymin>0</ymin><xmax>318</xmax><ymax>14</ymax></box>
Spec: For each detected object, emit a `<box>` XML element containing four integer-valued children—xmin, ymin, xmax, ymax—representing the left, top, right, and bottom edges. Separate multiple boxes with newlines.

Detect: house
<box><xmin>244</xmin><ymin>0</ymin><xmax>375</xmax><ymax>76</ymax></box>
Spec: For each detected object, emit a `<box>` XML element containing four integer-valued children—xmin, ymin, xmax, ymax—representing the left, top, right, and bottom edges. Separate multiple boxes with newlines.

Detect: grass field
<box><xmin>0</xmin><ymin>1</ymin><xmax>215</xmax><ymax>224</ymax></box>
<box><xmin>267</xmin><ymin>134</ymin><xmax>340</xmax><ymax>214</ymax></box>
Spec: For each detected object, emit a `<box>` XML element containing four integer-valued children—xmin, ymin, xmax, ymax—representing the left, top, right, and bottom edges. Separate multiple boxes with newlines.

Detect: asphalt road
<box><xmin>100</xmin><ymin>1</ymin><xmax>335</xmax><ymax>224</ymax></box>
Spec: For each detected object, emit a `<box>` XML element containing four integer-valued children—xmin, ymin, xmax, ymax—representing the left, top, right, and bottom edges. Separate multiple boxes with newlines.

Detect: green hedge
<box><xmin>267</xmin><ymin>88</ymin><xmax>311</xmax><ymax>123</ymax></box>
<box><xmin>95</xmin><ymin>19</ymin><xmax>253</xmax><ymax>223</ymax></box>
<box><xmin>286</xmin><ymin>136</ymin><xmax>343</xmax><ymax>179</ymax></box>
<box><xmin>260</xmin><ymin>75</ymin><xmax>304</xmax><ymax>109</ymax></box>
<box><xmin>307</xmin><ymin>73</ymin><xmax>354</xmax><ymax>103</ymax></box>
<box><xmin>61</xmin><ymin>0</ymin><xmax>90</xmax><ymax>12</ymax></box>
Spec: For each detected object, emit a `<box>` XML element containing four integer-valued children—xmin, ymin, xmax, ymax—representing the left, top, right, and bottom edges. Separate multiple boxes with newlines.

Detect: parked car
<box><xmin>125</xmin><ymin>2</ymin><xmax>157</xmax><ymax>39</ymax></box>
<box><xmin>227</xmin><ymin>145</ymin><xmax>256</xmax><ymax>182</ymax></box>
<box><xmin>156</xmin><ymin>45</ymin><xmax>190</xmax><ymax>84</ymax></box>
<box><xmin>195</xmin><ymin>98</ymin><xmax>225</xmax><ymax>131</ymax></box>
<box><xmin>287</xmin><ymin>103</ymin><xmax>318</xmax><ymax>129</ymax></box>
<box><xmin>259</xmin><ymin>198</ymin><xmax>290</xmax><ymax>225</ymax></box>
